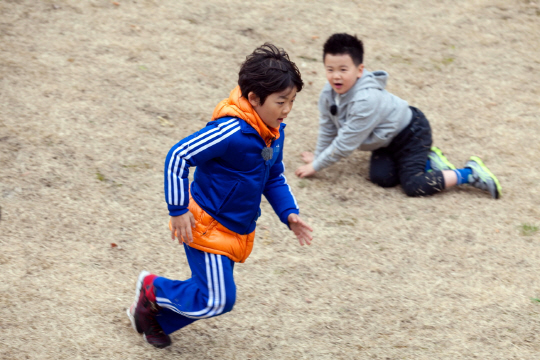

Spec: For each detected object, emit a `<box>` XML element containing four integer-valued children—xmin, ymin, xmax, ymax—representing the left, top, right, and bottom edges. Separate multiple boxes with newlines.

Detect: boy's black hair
<box><xmin>239</xmin><ymin>43</ymin><xmax>303</xmax><ymax>105</ymax></box>
<box><xmin>323</xmin><ymin>33</ymin><xmax>364</xmax><ymax>66</ymax></box>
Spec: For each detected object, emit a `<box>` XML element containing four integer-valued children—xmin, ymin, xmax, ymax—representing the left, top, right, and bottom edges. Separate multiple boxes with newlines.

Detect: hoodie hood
<box><xmin>212</xmin><ymin>86</ymin><xmax>280</xmax><ymax>146</ymax></box>
<box><xmin>358</xmin><ymin>70</ymin><xmax>388</xmax><ymax>90</ymax></box>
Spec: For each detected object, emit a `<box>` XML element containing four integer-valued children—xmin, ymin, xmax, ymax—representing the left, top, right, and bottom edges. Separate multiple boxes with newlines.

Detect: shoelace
<box><xmin>143</xmin><ymin>301</ymin><xmax>168</xmax><ymax>338</ymax></box>
<box><xmin>146</xmin><ymin>316</ymin><xmax>166</xmax><ymax>337</ymax></box>
<box><xmin>470</xmin><ymin>174</ymin><xmax>489</xmax><ymax>191</ymax></box>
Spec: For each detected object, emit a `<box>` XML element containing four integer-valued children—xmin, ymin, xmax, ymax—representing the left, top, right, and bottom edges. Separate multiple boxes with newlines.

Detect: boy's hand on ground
<box><xmin>288</xmin><ymin>213</ymin><xmax>313</xmax><ymax>246</ymax></box>
<box><xmin>301</xmin><ymin>151</ymin><xmax>314</xmax><ymax>164</ymax></box>
<box><xmin>170</xmin><ymin>212</ymin><xmax>196</xmax><ymax>245</ymax></box>
<box><xmin>295</xmin><ymin>163</ymin><xmax>316</xmax><ymax>178</ymax></box>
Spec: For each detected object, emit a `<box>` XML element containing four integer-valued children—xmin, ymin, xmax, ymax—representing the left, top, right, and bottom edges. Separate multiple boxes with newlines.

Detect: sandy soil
<box><xmin>1</xmin><ymin>0</ymin><xmax>540</xmax><ymax>359</ymax></box>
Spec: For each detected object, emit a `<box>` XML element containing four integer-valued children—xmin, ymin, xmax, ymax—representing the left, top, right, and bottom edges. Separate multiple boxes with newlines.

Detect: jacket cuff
<box><xmin>312</xmin><ymin>158</ymin><xmax>323</xmax><ymax>172</ymax></box>
<box><xmin>168</xmin><ymin>206</ymin><xmax>189</xmax><ymax>217</ymax></box>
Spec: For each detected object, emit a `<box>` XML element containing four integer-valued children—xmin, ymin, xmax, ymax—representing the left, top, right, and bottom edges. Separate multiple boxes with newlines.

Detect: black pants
<box><xmin>369</xmin><ymin>107</ymin><xmax>445</xmax><ymax>197</ymax></box>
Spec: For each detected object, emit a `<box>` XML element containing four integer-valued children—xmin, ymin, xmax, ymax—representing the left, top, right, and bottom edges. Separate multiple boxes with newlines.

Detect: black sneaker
<box><xmin>127</xmin><ymin>271</ymin><xmax>171</xmax><ymax>348</ymax></box>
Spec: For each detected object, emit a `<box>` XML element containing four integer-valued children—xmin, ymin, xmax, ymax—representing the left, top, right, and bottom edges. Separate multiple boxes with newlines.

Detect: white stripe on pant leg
<box><xmin>156</xmin><ymin>252</ymin><xmax>215</xmax><ymax>317</ymax></box>
<box><xmin>206</xmin><ymin>254</ymin><xmax>221</xmax><ymax>317</ymax></box>
<box><xmin>216</xmin><ymin>255</ymin><xmax>226</xmax><ymax>315</ymax></box>
<box><xmin>183</xmin><ymin>252</ymin><xmax>216</xmax><ymax>316</ymax></box>
<box><xmin>155</xmin><ymin>297</ymin><xmax>171</xmax><ymax>303</ymax></box>
<box><xmin>178</xmin><ymin>253</ymin><xmax>225</xmax><ymax>319</ymax></box>
<box><xmin>157</xmin><ymin>303</ymin><xmax>210</xmax><ymax>319</ymax></box>
<box><xmin>155</xmin><ymin>253</ymin><xmax>228</xmax><ymax>319</ymax></box>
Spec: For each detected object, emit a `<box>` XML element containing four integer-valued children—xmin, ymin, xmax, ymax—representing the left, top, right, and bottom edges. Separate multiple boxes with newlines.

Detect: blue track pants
<box><xmin>153</xmin><ymin>244</ymin><xmax>236</xmax><ymax>334</ymax></box>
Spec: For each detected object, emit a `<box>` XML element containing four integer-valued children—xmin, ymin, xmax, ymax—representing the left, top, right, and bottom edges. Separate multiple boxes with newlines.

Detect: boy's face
<box><xmin>248</xmin><ymin>86</ymin><xmax>297</xmax><ymax>129</ymax></box>
<box><xmin>324</xmin><ymin>53</ymin><xmax>364</xmax><ymax>95</ymax></box>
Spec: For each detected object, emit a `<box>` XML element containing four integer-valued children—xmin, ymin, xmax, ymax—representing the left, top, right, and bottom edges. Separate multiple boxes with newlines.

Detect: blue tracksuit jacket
<box><xmin>164</xmin><ymin>116</ymin><xmax>299</xmax><ymax>234</ymax></box>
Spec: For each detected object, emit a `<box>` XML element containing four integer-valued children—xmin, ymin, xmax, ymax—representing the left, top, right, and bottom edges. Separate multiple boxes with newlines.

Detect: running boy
<box><xmin>295</xmin><ymin>33</ymin><xmax>501</xmax><ymax>199</ymax></box>
<box><xmin>127</xmin><ymin>44</ymin><xmax>313</xmax><ymax>348</ymax></box>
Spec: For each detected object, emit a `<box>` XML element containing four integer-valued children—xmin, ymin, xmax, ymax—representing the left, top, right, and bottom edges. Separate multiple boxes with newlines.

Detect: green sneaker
<box><xmin>465</xmin><ymin>156</ymin><xmax>502</xmax><ymax>199</ymax></box>
<box><xmin>428</xmin><ymin>146</ymin><xmax>456</xmax><ymax>172</ymax></box>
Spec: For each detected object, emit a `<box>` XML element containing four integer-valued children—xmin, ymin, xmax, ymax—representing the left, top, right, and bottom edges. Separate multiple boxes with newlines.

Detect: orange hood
<box><xmin>211</xmin><ymin>86</ymin><xmax>280</xmax><ymax>146</ymax></box>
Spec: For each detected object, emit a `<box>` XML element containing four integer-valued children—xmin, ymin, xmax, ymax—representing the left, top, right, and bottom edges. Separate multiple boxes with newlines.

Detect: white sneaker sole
<box><xmin>126</xmin><ymin>270</ymin><xmax>150</xmax><ymax>333</ymax></box>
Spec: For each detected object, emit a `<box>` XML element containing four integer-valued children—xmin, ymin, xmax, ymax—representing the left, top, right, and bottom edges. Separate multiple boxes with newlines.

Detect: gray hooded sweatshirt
<box><xmin>312</xmin><ymin>70</ymin><xmax>412</xmax><ymax>171</ymax></box>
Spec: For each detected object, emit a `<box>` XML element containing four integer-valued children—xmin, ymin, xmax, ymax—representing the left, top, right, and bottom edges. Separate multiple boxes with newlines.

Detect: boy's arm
<box><xmin>264</xmin><ymin>153</ymin><xmax>313</xmax><ymax>245</ymax></box>
<box><xmin>313</xmin><ymin>100</ymin><xmax>338</xmax><ymax>158</ymax></box>
<box><xmin>263</xmin><ymin>146</ymin><xmax>300</xmax><ymax>226</ymax></box>
<box><xmin>295</xmin><ymin>96</ymin><xmax>337</xmax><ymax>178</ymax></box>
<box><xmin>312</xmin><ymin>101</ymin><xmax>377</xmax><ymax>171</ymax></box>
<box><xmin>164</xmin><ymin>119</ymin><xmax>240</xmax><ymax>216</ymax></box>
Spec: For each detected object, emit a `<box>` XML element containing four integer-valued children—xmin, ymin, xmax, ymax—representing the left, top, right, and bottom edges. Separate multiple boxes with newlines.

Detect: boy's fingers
<box><xmin>178</xmin><ymin>227</ymin><xmax>185</xmax><ymax>244</ymax></box>
<box><xmin>181</xmin><ymin>227</ymin><xmax>189</xmax><ymax>244</ymax></box>
<box><xmin>300</xmin><ymin>219</ymin><xmax>313</xmax><ymax>232</ymax></box>
<box><xmin>296</xmin><ymin>218</ymin><xmax>313</xmax><ymax>232</ymax></box>
<box><xmin>301</xmin><ymin>232</ymin><xmax>312</xmax><ymax>245</ymax></box>
<box><xmin>186</xmin><ymin>227</ymin><xmax>194</xmax><ymax>243</ymax></box>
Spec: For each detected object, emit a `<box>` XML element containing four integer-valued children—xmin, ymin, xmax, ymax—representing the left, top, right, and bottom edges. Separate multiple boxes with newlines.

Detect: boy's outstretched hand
<box><xmin>295</xmin><ymin>151</ymin><xmax>317</xmax><ymax>178</ymax></box>
<box><xmin>288</xmin><ymin>213</ymin><xmax>313</xmax><ymax>246</ymax></box>
<box><xmin>170</xmin><ymin>211</ymin><xmax>196</xmax><ymax>244</ymax></box>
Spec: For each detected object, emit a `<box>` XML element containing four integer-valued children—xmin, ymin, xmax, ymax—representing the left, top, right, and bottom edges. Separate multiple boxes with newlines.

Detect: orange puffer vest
<box><xmin>171</xmin><ymin>86</ymin><xmax>277</xmax><ymax>262</ymax></box>
<box><xmin>170</xmin><ymin>195</ymin><xmax>255</xmax><ymax>263</ymax></box>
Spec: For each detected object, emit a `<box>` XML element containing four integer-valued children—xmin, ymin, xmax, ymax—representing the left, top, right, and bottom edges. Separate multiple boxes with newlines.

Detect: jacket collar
<box><xmin>238</xmin><ymin>120</ymin><xmax>286</xmax><ymax>133</ymax></box>
<box><xmin>211</xmin><ymin>86</ymin><xmax>280</xmax><ymax>146</ymax></box>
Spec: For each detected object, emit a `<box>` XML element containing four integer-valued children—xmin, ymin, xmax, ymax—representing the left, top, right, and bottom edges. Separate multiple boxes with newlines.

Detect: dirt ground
<box><xmin>1</xmin><ymin>0</ymin><xmax>540</xmax><ymax>359</ymax></box>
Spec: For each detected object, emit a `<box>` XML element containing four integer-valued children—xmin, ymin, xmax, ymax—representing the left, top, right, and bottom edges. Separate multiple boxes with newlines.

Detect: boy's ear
<box><xmin>248</xmin><ymin>92</ymin><xmax>260</xmax><ymax>108</ymax></box>
<box><xmin>357</xmin><ymin>63</ymin><xmax>364</xmax><ymax>78</ymax></box>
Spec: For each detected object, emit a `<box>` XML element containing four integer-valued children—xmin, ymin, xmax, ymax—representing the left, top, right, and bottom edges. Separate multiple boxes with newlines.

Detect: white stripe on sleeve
<box><xmin>166</xmin><ymin>119</ymin><xmax>240</xmax><ymax>206</ymax></box>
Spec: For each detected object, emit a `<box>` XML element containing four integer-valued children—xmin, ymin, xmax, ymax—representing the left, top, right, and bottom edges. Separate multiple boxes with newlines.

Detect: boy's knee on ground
<box><xmin>370</xmin><ymin>171</ymin><xmax>399</xmax><ymax>188</ymax></box>
<box><xmin>371</xmin><ymin>176</ymin><xmax>399</xmax><ymax>188</ymax></box>
<box><xmin>402</xmin><ymin>184</ymin><xmax>424</xmax><ymax>197</ymax></box>
<box><xmin>401</xmin><ymin>174</ymin><xmax>441</xmax><ymax>197</ymax></box>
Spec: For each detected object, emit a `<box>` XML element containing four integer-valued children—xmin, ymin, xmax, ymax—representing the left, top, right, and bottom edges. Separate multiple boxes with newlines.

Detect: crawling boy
<box><xmin>296</xmin><ymin>33</ymin><xmax>501</xmax><ymax>199</ymax></box>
